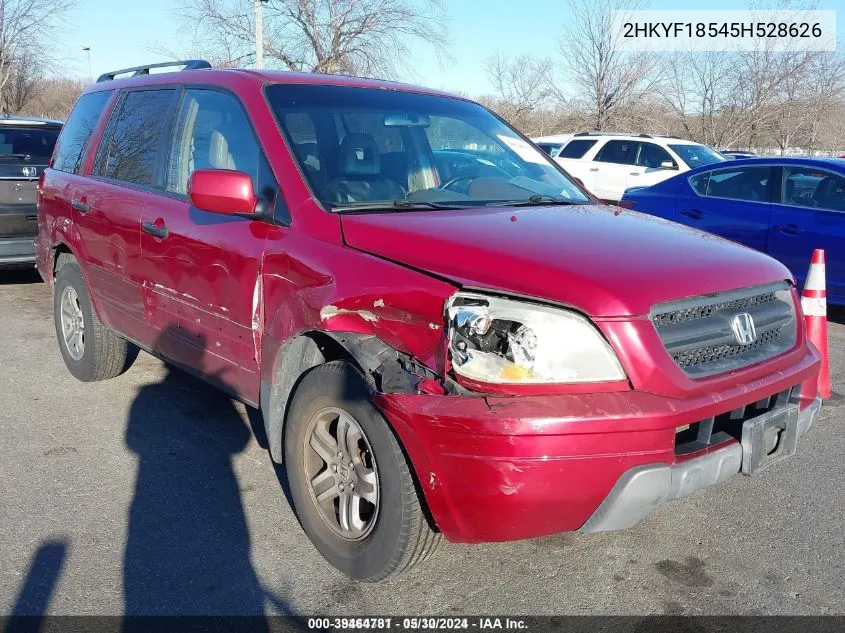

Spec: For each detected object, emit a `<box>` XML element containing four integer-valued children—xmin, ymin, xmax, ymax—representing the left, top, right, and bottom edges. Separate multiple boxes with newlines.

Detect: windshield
<box><xmin>0</xmin><ymin>126</ymin><xmax>60</xmax><ymax>162</ymax></box>
<box><xmin>668</xmin><ymin>143</ymin><xmax>725</xmax><ymax>169</ymax></box>
<box><xmin>266</xmin><ymin>84</ymin><xmax>591</xmax><ymax>211</ymax></box>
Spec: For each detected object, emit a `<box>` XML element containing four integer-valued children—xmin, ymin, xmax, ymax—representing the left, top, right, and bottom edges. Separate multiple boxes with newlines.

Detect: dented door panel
<box><xmin>139</xmin><ymin>195</ymin><xmax>271</xmax><ymax>402</ymax></box>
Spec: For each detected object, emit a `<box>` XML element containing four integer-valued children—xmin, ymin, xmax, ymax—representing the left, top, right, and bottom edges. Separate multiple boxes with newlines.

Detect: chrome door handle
<box><xmin>629</xmin><ymin>172</ymin><xmax>640</xmax><ymax>176</ymax></box>
<box><xmin>142</xmin><ymin>221</ymin><xmax>169</xmax><ymax>239</ymax></box>
<box><xmin>71</xmin><ymin>199</ymin><xmax>89</xmax><ymax>214</ymax></box>
<box><xmin>588</xmin><ymin>168</ymin><xmax>599</xmax><ymax>172</ymax></box>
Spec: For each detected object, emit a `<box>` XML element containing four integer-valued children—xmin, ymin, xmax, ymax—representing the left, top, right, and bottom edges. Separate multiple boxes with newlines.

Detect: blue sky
<box><xmin>56</xmin><ymin>0</ymin><xmax>844</xmax><ymax>96</ymax></box>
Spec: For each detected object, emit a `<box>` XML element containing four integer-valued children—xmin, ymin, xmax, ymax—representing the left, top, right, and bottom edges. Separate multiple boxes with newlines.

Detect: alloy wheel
<box><xmin>303</xmin><ymin>407</ymin><xmax>380</xmax><ymax>540</ymax></box>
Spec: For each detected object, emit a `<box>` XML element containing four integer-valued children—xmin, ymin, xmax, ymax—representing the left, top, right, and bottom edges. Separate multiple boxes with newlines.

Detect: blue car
<box><xmin>620</xmin><ymin>157</ymin><xmax>845</xmax><ymax>306</ymax></box>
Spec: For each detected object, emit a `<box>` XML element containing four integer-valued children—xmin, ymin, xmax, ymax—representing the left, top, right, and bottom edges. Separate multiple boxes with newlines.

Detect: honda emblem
<box><xmin>731</xmin><ymin>312</ymin><xmax>757</xmax><ymax>345</ymax></box>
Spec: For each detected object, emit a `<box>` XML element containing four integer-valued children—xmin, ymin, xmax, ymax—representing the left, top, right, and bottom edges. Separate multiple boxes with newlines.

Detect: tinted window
<box><xmin>0</xmin><ymin>127</ymin><xmax>60</xmax><ymax>163</ymax></box>
<box><xmin>96</xmin><ymin>89</ymin><xmax>175</xmax><ymax>186</ymax></box>
<box><xmin>52</xmin><ymin>91</ymin><xmax>111</xmax><ymax>173</ymax></box>
<box><xmin>668</xmin><ymin>143</ymin><xmax>725</xmax><ymax>169</ymax></box>
<box><xmin>699</xmin><ymin>166</ymin><xmax>770</xmax><ymax>202</ymax></box>
<box><xmin>637</xmin><ymin>142</ymin><xmax>673</xmax><ymax>168</ymax></box>
<box><xmin>166</xmin><ymin>89</ymin><xmax>261</xmax><ymax>195</ymax></box>
<box><xmin>783</xmin><ymin>167</ymin><xmax>845</xmax><ymax>212</ymax></box>
<box><xmin>560</xmin><ymin>139</ymin><xmax>597</xmax><ymax>159</ymax></box>
<box><xmin>595</xmin><ymin>140</ymin><xmax>638</xmax><ymax>165</ymax></box>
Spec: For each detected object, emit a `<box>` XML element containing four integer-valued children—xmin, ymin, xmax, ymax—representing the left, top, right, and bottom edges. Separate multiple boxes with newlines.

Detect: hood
<box><xmin>340</xmin><ymin>205</ymin><xmax>793</xmax><ymax>317</ymax></box>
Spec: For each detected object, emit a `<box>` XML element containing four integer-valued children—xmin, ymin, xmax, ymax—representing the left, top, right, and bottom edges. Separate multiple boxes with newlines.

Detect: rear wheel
<box><xmin>53</xmin><ymin>258</ymin><xmax>132</xmax><ymax>381</ymax></box>
<box><xmin>284</xmin><ymin>361</ymin><xmax>440</xmax><ymax>581</ymax></box>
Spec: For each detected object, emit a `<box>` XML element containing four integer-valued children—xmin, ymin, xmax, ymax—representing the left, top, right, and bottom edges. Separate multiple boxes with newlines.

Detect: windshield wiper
<box><xmin>485</xmin><ymin>194</ymin><xmax>585</xmax><ymax>207</ymax></box>
<box><xmin>0</xmin><ymin>153</ymin><xmax>32</xmax><ymax>161</ymax></box>
<box><xmin>332</xmin><ymin>199</ymin><xmax>463</xmax><ymax>213</ymax></box>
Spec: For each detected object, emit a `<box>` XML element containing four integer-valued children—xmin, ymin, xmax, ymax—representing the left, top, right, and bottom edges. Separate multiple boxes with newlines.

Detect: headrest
<box><xmin>339</xmin><ymin>133</ymin><xmax>380</xmax><ymax>176</ymax></box>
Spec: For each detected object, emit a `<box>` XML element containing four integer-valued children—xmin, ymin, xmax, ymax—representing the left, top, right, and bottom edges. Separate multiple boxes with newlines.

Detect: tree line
<box><xmin>480</xmin><ymin>0</ymin><xmax>845</xmax><ymax>153</ymax></box>
<box><xmin>4</xmin><ymin>0</ymin><xmax>844</xmax><ymax>153</ymax></box>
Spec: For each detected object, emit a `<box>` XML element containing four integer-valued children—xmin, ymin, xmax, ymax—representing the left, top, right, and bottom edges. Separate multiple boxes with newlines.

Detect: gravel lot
<box><xmin>1</xmin><ymin>268</ymin><xmax>843</xmax><ymax>616</ymax></box>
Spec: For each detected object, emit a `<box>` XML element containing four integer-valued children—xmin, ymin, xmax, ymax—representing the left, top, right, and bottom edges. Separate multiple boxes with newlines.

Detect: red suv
<box><xmin>37</xmin><ymin>61</ymin><xmax>822</xmax><ymax>581</ymax></box>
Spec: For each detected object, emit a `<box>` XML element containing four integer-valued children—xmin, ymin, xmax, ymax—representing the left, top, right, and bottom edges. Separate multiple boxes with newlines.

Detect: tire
<box><xmin>53</xmin><ymin>257</ymin><xmax>132</xmax><ymax>382</ymax></box>
<box><xmin>284</xmin><ymin>361</ymin><xmax>440</xmax><ymax>581</ymax></box>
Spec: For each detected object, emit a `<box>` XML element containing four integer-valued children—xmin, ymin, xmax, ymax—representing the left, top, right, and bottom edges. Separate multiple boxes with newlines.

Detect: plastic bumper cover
<box><xmin>0</xmin><ymin>237</ymin><xmax>36</xmax><ymax>266</ymax></box>
<box><xmin>579</xmin><ymin>394</ymin><xmax>822</xmax><ymax>533</ymax></box>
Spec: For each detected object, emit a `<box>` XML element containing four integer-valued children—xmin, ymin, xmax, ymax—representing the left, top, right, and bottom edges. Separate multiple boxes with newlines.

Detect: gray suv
<box><xmin>0</xmin><ymin>116</ymin><xmax>62</xmax><ymax>268</ymax></box>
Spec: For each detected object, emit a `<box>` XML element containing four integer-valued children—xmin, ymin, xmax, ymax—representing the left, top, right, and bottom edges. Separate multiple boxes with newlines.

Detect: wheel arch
<box><xmin>49</xmin><ymin>241</ymin><xmax>113</xmax><ymax>330</ymax></box>
<box><xmin>260</xmin><ymin>330</ymin><xmax>433</xmax><ymax>464</ymax></box>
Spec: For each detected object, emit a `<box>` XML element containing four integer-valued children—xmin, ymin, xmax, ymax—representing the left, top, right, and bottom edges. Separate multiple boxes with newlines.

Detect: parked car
<box><xmin>720</xmin><ymin>150</ymin><xmax>758</xmax><ymax>160</ymax></box>
<box><xmin>620</xmin><ymin>157</ymin><xmax>844</xmax><ymax>305</ymax></box>
<box><xmin>554</xmin><ymin>132</ymin><xmax>726</xmax><ymax>203</ymax></box>
<box><xmin>0</xmin><ymin>116</ymin><xmax>62</xmax><ymax>269</ymax></box>
<box><xmin>38</xmin><ymin>61</ymin><xmax>821</xmax><ymax>582</ymax></box>
<box><xmin>530</xmin><ymin>134</ymin><xmax>573</xmax><ymax>158</ymax></box>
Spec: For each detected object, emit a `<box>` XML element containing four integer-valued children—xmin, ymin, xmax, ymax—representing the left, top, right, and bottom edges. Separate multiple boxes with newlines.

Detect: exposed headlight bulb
<box><xmin>508</xmin><ymin>325</ymin><xmax>538</xmax><ymax>370</ymax></box>
<box><xmin>445</xmin><ymin>292</ymin><xmax>627</xmax><ymax>385</ymax></box>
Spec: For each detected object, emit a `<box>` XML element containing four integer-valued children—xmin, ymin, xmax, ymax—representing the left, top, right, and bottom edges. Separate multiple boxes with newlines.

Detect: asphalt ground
<box><xmin>1</xmin><ymin>268</ymin><xmax>843</xmax><ymax>616</ymax></box>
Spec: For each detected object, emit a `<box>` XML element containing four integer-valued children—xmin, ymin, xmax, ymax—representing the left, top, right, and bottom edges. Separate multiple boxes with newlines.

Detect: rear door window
<box><xmin>53</xmin><ymin>91</ymin><xmax>112</xmax><ymax>174</ymax></box>
<box><xmin>95</xmin><ymin>89</ymin><xmax>176</xmax><ymax>187</ymax></box>
<box><xmin>782</xmin><ymin>166</ymin><xmax>845</xmax><ymax>212</ymax></box>
<box><xmin>595</xmin><ymin>140</ymin><xmax>638</xmax><ymax>165</ymax></box>
<box><xmin>559</xmin><ymin>139</ymin><xmax>597</xmax><ymax>159</ymax></box>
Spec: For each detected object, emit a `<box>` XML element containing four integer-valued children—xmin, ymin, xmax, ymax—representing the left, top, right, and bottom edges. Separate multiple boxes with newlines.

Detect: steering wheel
<box><xmin>440</xmin><ymin>172</ymin><xmax>476</xmax><ymax>192</ymax></box>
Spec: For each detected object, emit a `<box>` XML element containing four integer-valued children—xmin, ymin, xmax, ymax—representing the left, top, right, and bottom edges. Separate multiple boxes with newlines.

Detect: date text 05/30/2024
<box><xmin>307</xmin><ymin>618</ymin><xmax>528</xmax><ymax>630</ymax></box>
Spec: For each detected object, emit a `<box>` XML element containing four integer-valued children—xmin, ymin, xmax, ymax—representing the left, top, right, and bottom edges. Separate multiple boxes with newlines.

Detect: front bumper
<box><xmin>0</xmin><ymin>237</ymin><xmax>36</xmax><ymax>268</ymax></box>
<box><xmin>374</xmin><ymin>344</ymin><xmax>821</xmax><ymax>543</ymax></box>
<box><xmin>579</xmin><ymin>395</ymin><xmax>820</xmax><ymax>533</ymax></box>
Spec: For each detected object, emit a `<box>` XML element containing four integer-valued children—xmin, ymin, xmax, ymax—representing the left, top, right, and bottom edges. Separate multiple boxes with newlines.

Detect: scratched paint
<box><xmin>320</xmin><ymin>304</ymin><xmax>379</xmax><ymax>323</ymax></box>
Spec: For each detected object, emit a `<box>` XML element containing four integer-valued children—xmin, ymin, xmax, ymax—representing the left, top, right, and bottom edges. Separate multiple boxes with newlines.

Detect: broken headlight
<box><xmin>446</xmin><ymin>293</ymin><xmax>626</xmax><ymax>385</ymax></box>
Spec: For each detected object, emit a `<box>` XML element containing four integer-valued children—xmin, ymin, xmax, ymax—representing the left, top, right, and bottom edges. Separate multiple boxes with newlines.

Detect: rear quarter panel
<box><xmin>622</xmin><ymin>175</ymin><xmax>685</xmax><ymax>221</ymax></box>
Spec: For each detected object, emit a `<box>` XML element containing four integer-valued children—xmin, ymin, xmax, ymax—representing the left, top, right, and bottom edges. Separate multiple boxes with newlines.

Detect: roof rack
<box><xmin>96</xmin><ymin>60</ymin><xmax>212</xmax><ymax>83</ymax></box>
<box><xmin>573</xmin><ymin>131</ymin><xmax>635</xmax><ymax>137</ymax></box>
<box><xmin>573</xmin><ymin>131</ymin><xmax>680</xmax><ymax>140</ymax></box>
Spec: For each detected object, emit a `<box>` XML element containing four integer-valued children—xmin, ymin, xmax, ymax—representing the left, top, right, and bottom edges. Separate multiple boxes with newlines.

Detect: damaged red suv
<box><xmin>37</xmin><ymin>61</ymin><xmax>822</xmax><ymax>581</ymax></box>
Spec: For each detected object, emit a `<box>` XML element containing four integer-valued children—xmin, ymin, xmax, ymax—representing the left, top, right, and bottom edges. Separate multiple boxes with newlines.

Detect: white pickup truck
<box><xmin>552</xmin><ymin>133</ymin><xmax>726</xmax><ymax>202</ymax></box>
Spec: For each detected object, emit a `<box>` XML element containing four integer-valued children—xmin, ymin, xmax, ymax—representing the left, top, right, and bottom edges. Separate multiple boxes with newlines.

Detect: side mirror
<box><xmin>660</xmin><ymin>161</ymin><xmax>678</xmax><ymax>170</ymax></box>
<box><xmin>187</xmin><ymin>169</ymin><xmax>256</xmax><ymax>215</ymax></box>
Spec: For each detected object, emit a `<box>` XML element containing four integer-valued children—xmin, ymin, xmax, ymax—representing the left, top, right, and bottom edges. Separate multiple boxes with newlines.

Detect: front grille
<box><xmin>675</xmin><ymin>384</ymin><xmax>799</xmax><ymax>455</ymax></box>
<box><xmin>652</xmin><ymin>291</ymin><xmax>778</xmax><ymax>327</ymax></box>
<box><xmin>652</xmin><ymin>282</ymin><xmax>798</xmax><ymax>378</ymax></box>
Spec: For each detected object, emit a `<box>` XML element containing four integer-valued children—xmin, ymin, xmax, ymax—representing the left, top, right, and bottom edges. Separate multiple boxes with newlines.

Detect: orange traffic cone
<box><xmin>801</xmin><ymin>249</ymin><xmax>831</xmax><ymax>399</ymax></box>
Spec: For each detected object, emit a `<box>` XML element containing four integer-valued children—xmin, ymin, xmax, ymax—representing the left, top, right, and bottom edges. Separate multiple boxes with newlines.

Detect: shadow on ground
<box><xmin>121</xmin><ymin>328</ymin><xmax>291</xmax><ymax>621</ymax></box>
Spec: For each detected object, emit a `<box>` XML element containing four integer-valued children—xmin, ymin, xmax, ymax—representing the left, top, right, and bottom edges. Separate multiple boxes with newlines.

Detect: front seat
<box><xmin>208</xmin><ymin>129</ymin><xmax>236</xmax><ymax>170</ymax></box>
<box><xmin>330</xmin><ymin>133</ymin><xmax>405</xmax><ymax>203</ymax></box>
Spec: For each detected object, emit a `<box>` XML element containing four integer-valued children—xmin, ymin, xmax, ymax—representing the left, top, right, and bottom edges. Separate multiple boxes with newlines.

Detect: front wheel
<box><xmin>284</xmin><ymin>361</ymin><xmax>440</xmax><ymax>581</ymax></box>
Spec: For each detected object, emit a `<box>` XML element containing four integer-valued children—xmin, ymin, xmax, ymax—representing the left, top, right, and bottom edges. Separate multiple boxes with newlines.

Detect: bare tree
<box><xmin>556</xmin><ymin>0</ymin><xmax>661</xmax><ymax>131</ymax></box>
<box><xmin>3</xmin><ymin>48</ymin><xmax>40</xmax><ymax>114</ymax></box>
<box><xmin>0</xmin><ymin>0</ymin><xmax>76</xmax><ymax>114</ymax></box>
<box><xmin>802</xmin><ymin>51</ymin><xmax>845</xmax><ymax>151</ymax></box>
<box><xmin>19</xmin><ymin>78</ymin><xmax>83</xmax><ymax>119</ymax></box>
<box><xmin>177</xmin><ymin>0</ymin><xmax>448</xmax><ymax>78</ymax></box>
<box><xmin>481</xmin><ymin>52</ymin><xmax>554</xmax><ymax>134</ymax></box>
